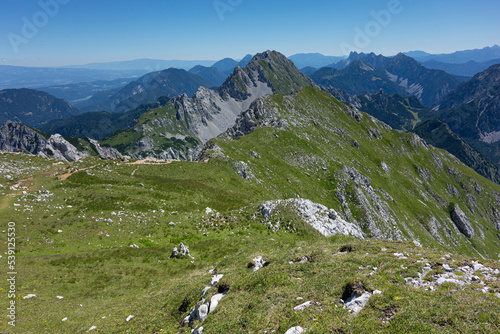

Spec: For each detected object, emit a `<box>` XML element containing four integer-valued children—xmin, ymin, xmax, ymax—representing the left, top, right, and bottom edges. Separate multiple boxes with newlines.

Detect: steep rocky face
<box><xmin>0</xmin><ymin>88</ymin><xmax>81</xmax><ymax>128</ymax></box>
<box><xmin>0</xmin><ymin>121</ymin><xmax>121</xmax><ymax>162</ymax></box>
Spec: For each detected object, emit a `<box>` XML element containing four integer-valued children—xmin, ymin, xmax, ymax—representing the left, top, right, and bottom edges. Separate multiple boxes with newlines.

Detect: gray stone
<box><xmin>450</xmin><ymin>204</ymin><xmax>474</xmax><ymax>238</ymax></box>
<box><xmin>344</xmin><ymin>292</ymin><xmax>371</xmax><ymax>314</ymax></box>
<box><xmin>293</xmin><ymin>301</ymin><xmax>315</xmax><ymax>311</ymax></box>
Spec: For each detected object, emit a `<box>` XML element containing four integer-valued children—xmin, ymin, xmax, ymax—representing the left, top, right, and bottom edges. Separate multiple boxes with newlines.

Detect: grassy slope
<box><xmin>1</xmin><ymin>87</ymin><xmax>500</xmax><ymax>333</ymax></box>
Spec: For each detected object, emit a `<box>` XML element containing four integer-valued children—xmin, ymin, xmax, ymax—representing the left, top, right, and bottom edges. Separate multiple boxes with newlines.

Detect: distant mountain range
<box><xmin>405</xmin><ymin>45</ymin><xmax>500</xmax><ymax>64</ymax></box>
<box><xmin>309</xmin><ymin>52</ymin><xmax>459</xmax><ymax>107</ymax></box>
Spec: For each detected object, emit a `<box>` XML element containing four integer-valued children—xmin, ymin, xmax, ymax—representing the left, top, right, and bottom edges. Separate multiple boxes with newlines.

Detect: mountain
<box><xmin>100</xmin><ymin>51</ymin><xmax>316</xmax><ymax>159</ymax></box>
<box><xmin>432</xmin><ymin>64</ymin><xmax>500</xmax><ymax>166</ymax></box>
<box><xmin>0</xmin><ymin>120</ymin><xmax>121</xmax><ymax>161</ymax></box>
<box><xmin>211</xmin><ymin>54</ymin><xmax>253</xmax><ymax>73</ymax></box>
<box><xmin>0</xmin><ymin>65</ymin><xmax>143</xmax><ymax>89</ymax></box>
<box><xmin>0</xmin><ymin>89</ymin><xmax>81</xmax><ymax>128</ymax></box>
<box><xmin>4</xmin><ymin>52</ymin><xmax>500</xmax><ymax>334</ymax></box>
<box><xmin>314</xmin><ymin>52</ymin><xmax>459</xmax><ymax>107</ymax></box>
<box><xmin>81</xmin><ymin>68</ymin><xmax>217</xmax><ymax>113</ymax></box>
<box><xmin>420</xmin><ymin>59</ymin><xmax>500</xmax><ymax>77</ymax></box>
<box><xmin>405</xmin><ymin>45</ymin><xmax>500</xmax><ymax>64</ymax></box>
<box><xmin>300</xmin><ymin>66</ymin><xmax>318</xmax><ymax>76</ymax></box>
<box><xmin>205</xmin><ymin>85</ymin><xmax>500</xmax><ymax>254</ymax></box>
<box><xmin>38</xmin><ymin>78</ymin><xmax>134</xmax><ymax>105</ymax></box>
<box><xmin>288</xmin><ymin>53</ymin><xmax>346</xmax><ymax>69</ymax></box>
<box><xmin>413</xmin><ymin>119</ymin><xmax>500</xmax><ymax>184</ymax></box>
<box><xmin>310</xmin><ymin>61</ymin><xmax>407</xmax><ymax>97</ymax></box>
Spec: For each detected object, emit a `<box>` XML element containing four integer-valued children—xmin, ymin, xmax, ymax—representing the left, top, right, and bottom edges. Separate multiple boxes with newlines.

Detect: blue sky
<box><xmin>1</xmin><ymin>0</ymin><xmax>499</xmax><ymax>66</ymax></box>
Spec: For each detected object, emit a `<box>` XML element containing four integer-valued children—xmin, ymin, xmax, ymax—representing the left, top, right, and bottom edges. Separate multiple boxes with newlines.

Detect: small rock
<box><xmin>210</xmin><ymin>274</ymin><xmax>224</xmax><ymax>285</ymax></box>
<box><xmin>192</xmin><ymin>327</ymin><xmax>204</xmax><ymax>334</ymax></box>
<box><xmin>294</xmin><ymin>301</ymin><xmax>315</xmax><ymax>311</ymax></box>
<box><xmin>56</xmin><ymin>296</ymin><xmax>63</xmax><ymax>299</ymax></box>
<box><xmin>373</xmin><ymin>290</ymin><xmax>382</xmax><ymax>294</ymax></box>
<box><xmin>284</xmin><ymin>326</ymin><xmax>306</xmax><ymax>334</ymax></box>
<box><xmin>443</xmin><ymin>264</ymin><xmax>453</xmax><ymax>272</ymax></box>
<box><xmin>23</xmin><ymin>294</ymin><xmax>37</xmax><ymax>299</ymax></box>
<box><xmin>169</xmin><ymin>222</ymin><xmax>176</xmax><ymax>226</ymax></box>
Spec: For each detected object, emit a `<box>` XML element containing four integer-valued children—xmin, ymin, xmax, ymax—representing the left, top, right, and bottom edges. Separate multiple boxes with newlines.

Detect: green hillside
<box><xmin>1</xmin><ymin>86</ymin><xmax>500</xmax><ymax>333</ymax></box>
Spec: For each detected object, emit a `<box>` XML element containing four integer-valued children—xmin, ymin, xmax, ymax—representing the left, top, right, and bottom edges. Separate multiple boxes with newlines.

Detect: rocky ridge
<box><xmin>0</xmin><ymin>121</ymin><xmax>121</xmax><ymax>162</ymax></box>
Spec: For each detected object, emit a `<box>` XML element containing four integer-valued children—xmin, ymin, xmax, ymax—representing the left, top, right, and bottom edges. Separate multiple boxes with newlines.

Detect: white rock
<box><xmin>126</xmin><ymin>315</ymin><xmax>134</xmax><ymax>322</ymax></box>
<box><xmin>210</xmin><ymin>274</ymin><xmax>224</xmax><ymax>285</ymax></box>
<box><xmin>294</xmin><ymin>301</ymin><xmax>315</xmax><ymax>311</ymax></box>
<box><xmin>56</xmin><ymin>296</ymin><xmax>63</xmax><ymax>299</ymax></box>
<box><xmin>23</xmin><ymin>294</ymin><xmax>37</xmax><ymax>299</ymax></box>
<box><xmin>192</xmin><ymin>326</ymin><xmax>204</xmax><ymax>334</ymax></box>
<box><xmin>373</xmin><ymin>290</ymin><xmax>382</xmax><ymax>295</ymax></box>
<box><xmin>57</xmin><ymin>230</ymin><xmax>63</xmax><ymax>233</ymax></box>
<box><xmin>209</xmin><ymin>293</ymin><xmax>226</xmax><ymax>313</ymax></box>
<box><xmin>196</xmin><ymin>304</ymin><xmax>209</xmax><ymax>322</ymax></box>
<box><xmin>252</xmin><ymin>256</ymin><xmax>267</xmax><ymax>272</ymax></box>
<box><xmin>443</xmin><ymin>264</ymin><xmax>453</xmax><ymax>271</ymax></box>
<box><xmin>169</xmin><ymin>222</ymin><xmax>176</xmax><ymax>226</ymax></box>
<box><xmin>284</xmin><ymin>326</ymin><xmax>306</xmax><ymax>334</ymax></box>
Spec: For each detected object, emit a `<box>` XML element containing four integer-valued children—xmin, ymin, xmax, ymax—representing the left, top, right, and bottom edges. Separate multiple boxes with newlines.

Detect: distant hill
<box><xmin>0</xmin><ymin>89</ymin><xmax>81</xmax><ymax>128</ymax></box>
<box><xmin>188</xmin><ymin>66</ymin><xmax>227</xmax><ymax>86</ymax></box>
<box><xmin>81</xmin><ymin>68</ymin><xmax>217</xmax><ymax>113</ymax></box>
<box><xmin>65</xmin><ymin>58</ymin><xmax>216</xmax><ymax>71</ymax></box>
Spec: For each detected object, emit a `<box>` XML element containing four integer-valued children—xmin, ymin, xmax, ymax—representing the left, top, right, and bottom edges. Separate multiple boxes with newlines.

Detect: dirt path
<box><xmin>58</xmin><ymin>165</ymin><xmax>98</xmax><ymax>181</ymax></box>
